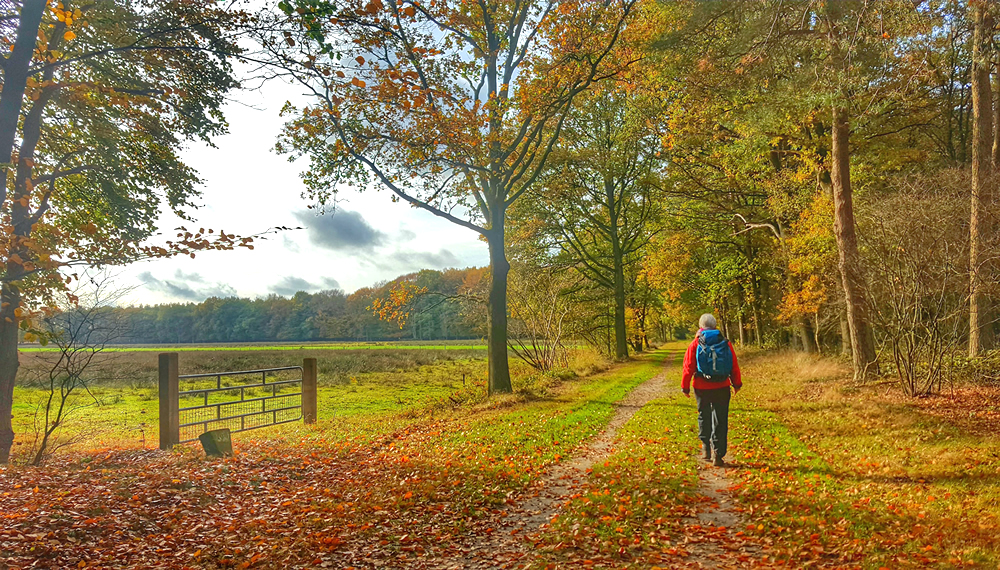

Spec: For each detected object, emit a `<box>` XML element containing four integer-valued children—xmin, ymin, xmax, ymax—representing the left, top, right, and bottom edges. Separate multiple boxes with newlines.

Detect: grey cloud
<box><xmin>398</xmin><ymin>228</ymin><xmax>417</xmax><ymax>241</ymax></box>
<box><xmin>294</xmin><ymin>209</ymin><xmax>386</xmax><ymax>252</ymax></box>
<box><xmin>271</xmin><ymin>276</ymin><xmax>314</xmax><ymax>296</ymax></box>
<box><xmin>374</xmin><ymin>249</ymin><xmax>460</xmax><ymax>271</ymax></box>
<box><xmin>270</xmin><ymin>276</ymin><xmax>342</xmax><ymax>297</ymax></box>
<box><xmin>172</xmin><ymin>269</ymin><xmax>205</xmax><ymax>283</ymax></box>
<box><xmin>138</xmin><ymin>271</ymin><xmax>236</xmax><ymax>302</ymax></box>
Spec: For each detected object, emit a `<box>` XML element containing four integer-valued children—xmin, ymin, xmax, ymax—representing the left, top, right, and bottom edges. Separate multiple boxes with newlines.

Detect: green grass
<box><xmin>432</xmin><ymin>350</ymin><xmax>669</xmax><ymax>487</ymax></box>
<box><xmin>9</xmin><ymin>357</ymin><xmax>490</xmax><ymax>455</ymax></box>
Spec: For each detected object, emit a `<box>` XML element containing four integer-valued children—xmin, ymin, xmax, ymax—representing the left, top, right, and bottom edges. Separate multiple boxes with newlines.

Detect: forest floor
<box><xmin>2</xmin><ymin>345</ymin><xmax>1000</xmax><ymax>569</ymax></box>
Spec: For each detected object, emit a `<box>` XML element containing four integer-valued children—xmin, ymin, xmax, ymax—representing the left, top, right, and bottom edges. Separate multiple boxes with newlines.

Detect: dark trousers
<box><xmin>695</xmin><ymin>387</ymin><xmax>731</xmax><ymax>458</ymax></box>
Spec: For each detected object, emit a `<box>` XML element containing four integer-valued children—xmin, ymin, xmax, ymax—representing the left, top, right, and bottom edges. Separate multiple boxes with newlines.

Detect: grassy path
<box><xmin>521</xmin><ymin>344</ymin><xmax>762</xmax><ymax>569</ymax></box>
<box><xmin>435</xmin><ymin>350</ymin><xmax>675</xmax><ymax>569</ymax></box>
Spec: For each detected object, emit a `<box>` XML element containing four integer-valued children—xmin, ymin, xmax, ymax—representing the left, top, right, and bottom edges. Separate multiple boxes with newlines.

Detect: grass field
<box><xmin>7</xmin><ymin>343</ymin><xmax>600</xmax><ymax>461</ymax></box>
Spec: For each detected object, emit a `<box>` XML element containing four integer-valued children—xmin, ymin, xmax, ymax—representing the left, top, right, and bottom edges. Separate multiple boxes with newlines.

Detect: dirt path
<box><xmin>677</xmin><ymin>458</ymin><xmax>760</xmax><ymax>568</ymax></box>
<box><xmin>423</xmin><ymin>358</ymin><xmax>672</xmax><ymax>569</ymax></box>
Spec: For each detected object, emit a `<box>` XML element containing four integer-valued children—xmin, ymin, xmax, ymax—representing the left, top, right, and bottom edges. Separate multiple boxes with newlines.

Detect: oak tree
<box><xmin>269</xmin><ymin>0</ymin><xmax>640</xmax><ymax>392</ymax></box>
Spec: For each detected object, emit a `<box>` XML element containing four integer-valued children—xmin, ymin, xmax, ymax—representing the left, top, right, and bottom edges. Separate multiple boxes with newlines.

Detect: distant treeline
<box><xmin>114</xmin><ymin>268</ymin><xmax>484</xmax><ymax>344</ymax></box>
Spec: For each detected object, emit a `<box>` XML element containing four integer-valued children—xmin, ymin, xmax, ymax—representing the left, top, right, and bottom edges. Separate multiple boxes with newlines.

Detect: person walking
<box><xmin>681</xmin><ymin>313</ymin><xmax>742</xmax><ymax>467</ymax></box>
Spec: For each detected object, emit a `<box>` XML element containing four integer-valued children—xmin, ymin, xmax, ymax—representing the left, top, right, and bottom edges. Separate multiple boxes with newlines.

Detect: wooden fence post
<box><xmin>158</xmin><ymin>353</ymin><xmax>179</xmax><ymax>450</ymax></box>
<box><xmin>302</xmin><ymin>357</ymin><xmax>318</xmax><ymax>424</ymax></box>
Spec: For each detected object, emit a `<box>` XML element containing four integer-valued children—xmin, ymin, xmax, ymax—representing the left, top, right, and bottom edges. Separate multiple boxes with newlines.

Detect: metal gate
<box><xmin>159</xmin><ymin>354</ymin><xmax>318</xmax><ymax>449</ymax></box>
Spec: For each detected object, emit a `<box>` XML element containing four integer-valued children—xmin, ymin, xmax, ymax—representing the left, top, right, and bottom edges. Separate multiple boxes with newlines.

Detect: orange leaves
<box><xmin>362</xmin><ymin>0</ymin><xmax>384</xmax><ymax>15</ymax></box>
<box><xmin>351</xmin><ymin>77</ymin><xmax>366</xmax><ymax>88</ymax></box>
<box><xmin>355</xmin><ymin>56</ymin><xmax>366</xmax><ymax>65</ymax></box>
<box><xmin>368</xmin><ymin>280</ymin><xmax>427</xmax><ymax>328</ymax></box>
<box><xmin>402</xmin><ymin>5</ymin><xmax>416</xmax><ymax>17</ymax></box>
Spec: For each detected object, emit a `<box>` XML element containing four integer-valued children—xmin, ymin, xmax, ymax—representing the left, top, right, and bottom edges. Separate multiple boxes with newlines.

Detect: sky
<box><xmin>116</xmin><ymin>79</ymin><xmax>489</xmax><ymax>306</ymax></box>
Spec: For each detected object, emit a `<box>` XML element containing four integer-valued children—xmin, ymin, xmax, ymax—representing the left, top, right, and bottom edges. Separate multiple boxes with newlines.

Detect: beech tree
<box><xmin>969</xmin><ymin>0</ymin><xmax>993</xmax><ymax>357</ymax></box>
<box><xmin>0</xmin><ymin>0</ymin><xmax>252</xmax><ymax>463</ymax></box>
<box><xmin>269</xmin><ymin>0</ymin><xmax>641</xmax><ymax>392</ymax></box>
<box><xmin>529</xmin><ymin>88</ymin><xmax>663</xmax><ymax>359</ymax></box>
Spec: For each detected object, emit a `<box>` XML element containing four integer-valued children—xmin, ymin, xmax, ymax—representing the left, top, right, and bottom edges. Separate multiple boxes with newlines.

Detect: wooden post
<box><xmin>158</xmin><ymin>353</ymin><xmax>179</xmax><ymax>450</ymax></box>
<box><xmin>302</xmin><ymin>357</ymin><xmax>318</xmax><ymax>424</ymax></box>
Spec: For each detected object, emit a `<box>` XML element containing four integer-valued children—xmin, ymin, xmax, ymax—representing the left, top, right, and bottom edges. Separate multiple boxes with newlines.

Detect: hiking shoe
<box><xmin>713</xmin><ymin>455</ymin><xmax>726</xmax><ymax>467</ymax></box>
<box><xmin>703</xmin><ymin>447</ymin><xmax>713</xmax><ymax>461</ymax></box>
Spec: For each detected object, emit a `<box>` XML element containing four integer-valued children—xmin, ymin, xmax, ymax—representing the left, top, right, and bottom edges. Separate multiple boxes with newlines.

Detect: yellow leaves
<box><xmin>63</xmin><ymin>30</ymin><xmax>75</xmax><ymax>41</ymax></box>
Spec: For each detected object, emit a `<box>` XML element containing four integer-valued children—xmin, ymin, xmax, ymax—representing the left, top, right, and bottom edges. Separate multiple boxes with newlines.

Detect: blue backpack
<box><xmin>696</xmin><ymin>329</ymin><xmax>733</xmax><ymax>382</ymax></box>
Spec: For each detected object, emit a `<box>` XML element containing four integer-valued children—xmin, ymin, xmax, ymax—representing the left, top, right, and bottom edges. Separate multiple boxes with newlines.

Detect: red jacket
<box><xmin>681</xmin><ymin>330</ymin><xmax>742</xmax><ymax>392</ymax></box>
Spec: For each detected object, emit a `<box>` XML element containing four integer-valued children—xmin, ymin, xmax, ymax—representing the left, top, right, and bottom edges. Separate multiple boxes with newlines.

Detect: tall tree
<box><xmin>829</xmin><ymin>103</ymin><xmax>877</xmax><ymax>378</ymax></box>
<box><xmin>969</xmin><ymin>0</ymin><xmax>993</xmax><ymax>358</ymax></box>
<box><xmin>0</xmin><ymin>0</ymin><xmax>250</xmax><ymax>463</ymax></box>
<box><xmin>269</xmin><ymin>0</ymin><xmax>640</xmax><ymax>393</ymax></box>
<box><xmin>529</xmin><ymin>88</ymin><xmax>662</xmax><ymax>359</ymax></box>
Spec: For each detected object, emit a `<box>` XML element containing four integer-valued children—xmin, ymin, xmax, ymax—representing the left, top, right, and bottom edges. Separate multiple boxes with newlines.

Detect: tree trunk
<box><xmin>814</xmin><ymin>312</ymin><xmax>822</xmax><ymax>354</ymax></box>
<box><xmin>993</xmin><ymin>64</ymin><xmax>1000</xmax><ymax>168</ymax></box>
<box><xmin>839</xmin><ymin>311</ymin><xmax>850</xmax><ymax>356</ymax></box>
<box><xmin>971</xmin><ymin>2</ymin><xmax>994</xmax><ymax>358</ymax></box>
<box><xmin>607</xmin><ymin>178</ymin><xmax>628</xmax><ymax>360</ymax></box>
<box><xmin>0</xmin><ymin>1</ymin><xmax>46</xmax><ymax>171</ymax></box>
<box><xmin>0</xmin><ymin>1</ymin><xmax>47</xmax><ymax>466</ymax></box>
<box><xmin>797</xmin><ymin>316</ymin><xmax>817</xmax><ymax>353</ymax></box>
<box><xmin>752</xmin><ymin>304</ymin><xmax>762</xmax><ymax>346</ymax></box>
<box><xmin>831</xmin><ymin>105</ymin><xmax>877</xmax><ymax>380</ymax></box>
<box><xmin>486</xmin><ymin>227</ymin><xmax>512</xmax><ymax>394</ymax></box>
<box><xmin>0</xmin><ymin>283</ymin><xmax>21</xmax><ymax>464</ymax></box>
<box><xmin>612</xmin><ymin>261</ymin><xmax>627</xmax><ymax>360</ymax></box>
<box><xmin>721</xmin><ymin>300</ymin><xmax>732</xmax><ymax>340</ymax></box>
<box><xmin>737</xmin><ymin>311</ymin><xmax>746</xmax><ymax>346</ymax></box>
